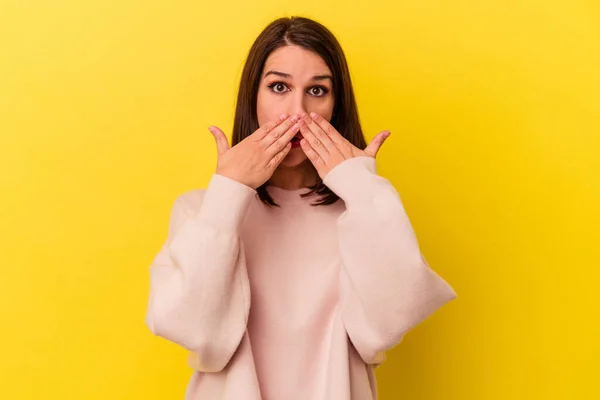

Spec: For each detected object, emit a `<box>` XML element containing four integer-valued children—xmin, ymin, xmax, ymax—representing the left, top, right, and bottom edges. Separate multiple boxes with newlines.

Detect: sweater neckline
<box><xmin>265</xmin><ymin>185</ymin><xmax>319</xmax><ymax>206</ymax></box>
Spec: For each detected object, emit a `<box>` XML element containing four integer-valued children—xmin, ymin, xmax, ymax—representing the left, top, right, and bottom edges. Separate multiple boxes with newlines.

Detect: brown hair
<box><xmin>231</xmin><ymin>16</ymin><xmax>367</xmax><ymax>206</ymax></box>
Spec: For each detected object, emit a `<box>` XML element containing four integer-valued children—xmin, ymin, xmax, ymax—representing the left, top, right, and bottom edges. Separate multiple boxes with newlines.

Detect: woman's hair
<box><xmin>232</xmin><ymin>16</ymin><xmax>367</xmax><ymax>207</ymax></box>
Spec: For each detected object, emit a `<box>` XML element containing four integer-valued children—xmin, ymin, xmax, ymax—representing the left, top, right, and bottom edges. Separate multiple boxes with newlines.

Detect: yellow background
<box><xmin>1</xmin><ymin>0</ymin><xmax>598</xmax><ymax>398</ymax></box>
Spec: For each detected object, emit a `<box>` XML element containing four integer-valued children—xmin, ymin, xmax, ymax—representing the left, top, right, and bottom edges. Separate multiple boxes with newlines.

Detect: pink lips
<box><xmin>291</xmin><ymin>133</ymin><xmax>304</xmax><ymax>148</ymax></box>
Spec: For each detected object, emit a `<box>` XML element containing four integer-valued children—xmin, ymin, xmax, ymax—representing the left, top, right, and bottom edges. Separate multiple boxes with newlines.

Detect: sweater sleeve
<box><xmin>144</xmin><ymin>173</ymin><xmax>255</xmax><ymax>372</ymax></box>
<box><xmin>323</xmin><ymin>156</ymin><xmax>457</xmax><ymax>364</ymax></box>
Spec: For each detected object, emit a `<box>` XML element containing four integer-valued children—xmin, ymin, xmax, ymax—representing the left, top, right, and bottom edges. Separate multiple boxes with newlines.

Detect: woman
<box><xmin>145</xmin><ymin>16</ymin><xmax>457</xmax><ymax>400</ymax></box>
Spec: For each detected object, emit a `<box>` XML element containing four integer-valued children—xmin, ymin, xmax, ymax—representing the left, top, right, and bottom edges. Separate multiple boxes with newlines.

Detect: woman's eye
<box><xmin>269</xmin><ymin>83</ymin><xmax>288</xmax><ymax>93</ymax></box>
<box><xmin>309</xmin><ymin>86</ymin><xmax>328</xmax><ymax>97</ymax></box>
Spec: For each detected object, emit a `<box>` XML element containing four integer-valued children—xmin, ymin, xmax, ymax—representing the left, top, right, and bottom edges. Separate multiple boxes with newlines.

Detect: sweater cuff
<box><xmin>196</xmin><ymin>174</ymin><xmax>256</xmax><ymax>235</ymax></box>
<box><xmin>322</xmin><ymin>156</ymin><xmax>381</xmax><ymax>204</ymax></box>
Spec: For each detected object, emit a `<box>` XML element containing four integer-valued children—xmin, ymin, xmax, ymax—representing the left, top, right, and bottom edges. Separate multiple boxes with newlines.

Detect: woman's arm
<box><xmin>323</xmin><ymin>157</ymin><xmax>457</xmax><ymax>364</ymax></box>
<box><xmin>145</xmin><ymin>174</ymin><xmax>255</xmax><ymax>372</ymax></box>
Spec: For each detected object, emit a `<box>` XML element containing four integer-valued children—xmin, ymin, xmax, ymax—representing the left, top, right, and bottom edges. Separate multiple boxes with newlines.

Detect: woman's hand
<box><xmin>209</xmin><ymin>114</ymin><xmax>301</xmax><ymax>189</ymax></box>
<box><xmin>298</xmin><ymin>112</ymin><xmax>391</xmax><ymax>178</ymax></box>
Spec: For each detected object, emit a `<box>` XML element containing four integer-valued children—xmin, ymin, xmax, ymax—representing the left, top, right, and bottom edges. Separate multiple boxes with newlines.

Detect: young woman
<box><xmin>145</xmin><ymin>16</ymin><xmax>457</xmax><ymax>400</ymax></box>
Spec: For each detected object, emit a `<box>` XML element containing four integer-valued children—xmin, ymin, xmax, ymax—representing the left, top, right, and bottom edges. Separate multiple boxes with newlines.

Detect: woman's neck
<box><xmin>268</xmin><ymin>159</ymin><xmax>318</xmax><ymax>190</ymax></box>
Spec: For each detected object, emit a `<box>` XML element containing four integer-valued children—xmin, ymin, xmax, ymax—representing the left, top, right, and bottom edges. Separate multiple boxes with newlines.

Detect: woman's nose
<box><xmin>289</xmin><ymin>93</ymin><xmax>307</xmax><ymax>116</ymax></box>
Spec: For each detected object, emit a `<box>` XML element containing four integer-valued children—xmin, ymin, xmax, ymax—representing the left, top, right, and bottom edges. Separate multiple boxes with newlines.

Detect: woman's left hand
<box><xmin>298</xmin><ymin>112</ymin><xmax>391</xmax><ymax>178</ymax></box>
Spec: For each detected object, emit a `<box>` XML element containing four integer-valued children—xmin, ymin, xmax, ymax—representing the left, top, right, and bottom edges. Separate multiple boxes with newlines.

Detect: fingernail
<box><xmin>291</xmin><ymin>115</ymin><xmax>299</xmax><ymax>122</ymax></box>
<box><xmin>310</xmin><ymin>112</ymin><xmax>317</xmax><ymax>119</ymax></box>
<box><xmin>279</xmin><ymin>114</ymin><xmax>287</xmax><ymax>121</ymax></box>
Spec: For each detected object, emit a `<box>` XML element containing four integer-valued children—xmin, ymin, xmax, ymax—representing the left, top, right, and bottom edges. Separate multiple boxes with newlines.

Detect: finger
<box><xmin>261</xmin><ymin>115</ymin><xmax>299</xmax><ymax>147</ymax></box>
<box><xmin>251</xmin><ymin>115</ymin><xmax>288</xmax><ymax>141</ymax></box>
<box><xmin>364</xmin><ymin>130</ymin><xmax>391</xmax><ymax>157</ymax></box>
<box><xmin>310</xmin><ymin>112</ymin><xmax>347</xmax><ymax>147</ymax></box>
<box><xmin>299</xmin><ymin>120</ymin><xmax>329</xmax><ymax>160</ymax></box>
<box><xmin>300</xmin><ymin>138</ymin><xmax>325</xmax><ymax>170</ymax></box>
<box><xmin>266</xmin><ymin>120</ymin><xmax>301</xmax><ymax>157</ymax></box>
<box><xmin>267</xmin><ymin>142</ymin><xmax>292</xmax><ymax>169</ymax></box>
<box><xmin>300</xmin><ymin>112</ymin><xmax>336</xmax><ymax>154</ymax></box>
<box><xmin>208</xmin><ymin>126</ymin><xmax>230</xmax><ymax>155</ymax></box>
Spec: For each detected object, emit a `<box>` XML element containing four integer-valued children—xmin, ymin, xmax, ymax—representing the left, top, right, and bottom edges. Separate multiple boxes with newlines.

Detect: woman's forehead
<box><xmin>262</xmin><ymin>45</ymin><xmax>332</xmax><ymax>79</ymax></box>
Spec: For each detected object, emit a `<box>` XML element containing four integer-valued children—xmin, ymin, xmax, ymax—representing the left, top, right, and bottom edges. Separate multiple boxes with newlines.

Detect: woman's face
<box><xmin>256</xmin><ymin>45</ymin><xmax>335</xmax><ymax>168</ymax></box>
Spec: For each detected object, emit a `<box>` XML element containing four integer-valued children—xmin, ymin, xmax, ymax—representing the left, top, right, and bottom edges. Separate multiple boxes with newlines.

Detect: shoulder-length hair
<box><xmin>232</xmin><ymin>16</ymin><xmax>367</xmax><ymax>206</ymax></box>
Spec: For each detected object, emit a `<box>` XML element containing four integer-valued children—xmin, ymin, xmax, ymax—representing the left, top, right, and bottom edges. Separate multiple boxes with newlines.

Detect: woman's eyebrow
<box><xmin>312</xmin><ymin>75</ymin><xmax>333</xmax><ymax>82</ymax></box>
<box><xmin>263</xmin><ymin>70</ymin><xmax>333</xmax><ymax>82</ymax></box>
<box><xmin>264</xmin><ymin>70</ymin><xmax>291</xmax><ymax>79</ymax></box>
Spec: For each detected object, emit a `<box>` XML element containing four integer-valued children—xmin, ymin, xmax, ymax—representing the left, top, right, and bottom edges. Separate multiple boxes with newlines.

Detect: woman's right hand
<box><xmin>208</xmin><ymin>115</ymin><xmax>301</xmax><ymax>190</ymax></box>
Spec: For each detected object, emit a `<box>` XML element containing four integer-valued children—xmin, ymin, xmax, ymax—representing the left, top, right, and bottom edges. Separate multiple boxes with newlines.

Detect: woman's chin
<box><xmin>279</xmin><ymin>147</ymin><xmax>309</xmax><ymax>167</ymax></box>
